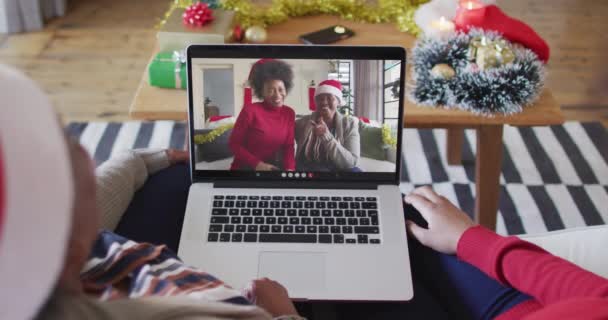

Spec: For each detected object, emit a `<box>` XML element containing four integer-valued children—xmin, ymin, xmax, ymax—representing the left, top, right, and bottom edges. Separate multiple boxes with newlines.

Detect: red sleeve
<box><xmin>283</xmin><ymin>109</ymin><xmax>296</xmax><ymax>171</ymax></box>
<box><xmin>457</xmin><ymin>226</ymin><xmax>608</xmax><ymax>306</ymax></box>
<box><xmin>228</xmin><ymin>107</ymin><xmax>260</xmax><ymax>168</ymax></box>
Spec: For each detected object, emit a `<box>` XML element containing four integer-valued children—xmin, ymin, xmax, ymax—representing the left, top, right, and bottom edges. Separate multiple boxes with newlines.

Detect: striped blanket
<box><xmin>66</xmin><ymin>121</ymin><xmax>608</xmax><ymax>237</ymax></box>
<box><xmin>398</xmin><ymin>122</ymin><xmax>607</xmax><ymax>236</ymax></box>
<box><xmin>81</xmin><ymin>231</ymin><xmax>252</xmax><ymax>304</ymax></box>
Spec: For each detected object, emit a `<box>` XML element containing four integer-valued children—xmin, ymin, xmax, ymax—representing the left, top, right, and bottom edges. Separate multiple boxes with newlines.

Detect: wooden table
<box><xmin>129</xmin><ymin>15</ymin><xmax>564</xmax><ymax>230</ymax></box>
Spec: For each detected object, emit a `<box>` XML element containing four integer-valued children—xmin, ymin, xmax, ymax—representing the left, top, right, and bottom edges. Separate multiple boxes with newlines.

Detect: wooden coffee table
<box><xmin>129</xmin><ymin>15</ymin><xmax>563</xmax><ymax>230</ymax></box>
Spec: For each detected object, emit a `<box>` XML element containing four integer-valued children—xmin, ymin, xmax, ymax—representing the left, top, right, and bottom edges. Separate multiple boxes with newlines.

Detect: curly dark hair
<box><xmin>249</xmin><ymin>59</ymin><xmax>294</xmax><ymax>100</ymax></box>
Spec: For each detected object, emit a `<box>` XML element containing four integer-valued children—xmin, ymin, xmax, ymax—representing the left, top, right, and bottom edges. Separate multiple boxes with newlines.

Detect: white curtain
<box><xmin>353</xmin><ymin>60</ymin><xmax>383</xmax><ymax>122</ymax></box>
<box><xmin>1</xmin><ymin>0</ymin><xmax>66</xmax><ymax>33</ymax></box>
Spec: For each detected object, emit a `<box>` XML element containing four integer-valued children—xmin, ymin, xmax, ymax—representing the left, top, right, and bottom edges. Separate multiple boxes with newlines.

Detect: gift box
<box><xmin>148</xmin><ymin>52</ymin><xmax>187</xmax><ymax>89</ymax></box>
<box><xmin>157</xmin><ymin>8</ymin><xmax>235</xmax><ymax>52</ymax></box>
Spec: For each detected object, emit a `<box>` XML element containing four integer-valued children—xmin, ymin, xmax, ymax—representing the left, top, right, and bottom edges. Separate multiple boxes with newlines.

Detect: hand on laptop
<box><xmin>165</xmin><ymin>149</ymin><xmax>189</xmax><ymax>165</ymax></box>
<box><xmin>255</xmin><ymin>162</ymin><xmax>279</xmax><ymax>171</ymax></box>
<box><xmin>252</xmin><ymin>278</ymin><xmax>299</xmax><ymax>318</ymax></box>
<box><xmin>404</xmin><ymin>186</ymin><xmax>476</xmax><ymax>255</ymax></box>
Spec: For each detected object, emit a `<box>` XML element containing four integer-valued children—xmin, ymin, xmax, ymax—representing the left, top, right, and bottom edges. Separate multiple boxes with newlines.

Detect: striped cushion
<box><xmin>66</xmin><ymin>121</ymin><xmax>608</xmax><ymax>236</ymax></box>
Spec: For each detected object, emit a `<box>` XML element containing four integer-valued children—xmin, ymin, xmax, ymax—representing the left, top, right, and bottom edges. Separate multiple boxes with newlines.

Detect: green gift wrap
<box><xmin>148</xmin><ymin>51</ymin><xmax>187</xmax><ymax>89</ymax></box>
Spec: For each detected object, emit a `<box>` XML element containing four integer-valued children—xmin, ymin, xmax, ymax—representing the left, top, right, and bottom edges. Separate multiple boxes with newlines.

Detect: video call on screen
<box><xmin>191</xmin><ymin>58</ymin><xmax>401</xmax><ymax>175</ymax></box>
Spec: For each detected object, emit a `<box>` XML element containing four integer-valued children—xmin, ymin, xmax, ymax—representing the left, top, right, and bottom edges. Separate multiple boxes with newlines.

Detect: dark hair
<box><xmin>249</xmin><ymin>59</ymin><xmax>294</xmax><ymax>100</ymax></box>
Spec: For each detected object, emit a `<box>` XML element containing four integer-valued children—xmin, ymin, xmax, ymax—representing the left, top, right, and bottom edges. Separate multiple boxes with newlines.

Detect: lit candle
<box><xmin>460</xmin><ymin>0</ymin><xmax>484</xmax><ymax>10</ymax></box>
<box><xmin>455</xmin><ymin>0</ymin><xmax>487</xmax><ymax>32</ymax></box>
<box><xmin>429</xmin><ymin>16</ymin><xmax>455</xmax><ymax>39</ymax></box>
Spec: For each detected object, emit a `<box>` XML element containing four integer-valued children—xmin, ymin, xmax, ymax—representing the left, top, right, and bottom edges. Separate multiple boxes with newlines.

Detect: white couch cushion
<box><xmin>519</xmin><ymin>225</ymin><xmax>608</xmax><ymax>278</ymax></box>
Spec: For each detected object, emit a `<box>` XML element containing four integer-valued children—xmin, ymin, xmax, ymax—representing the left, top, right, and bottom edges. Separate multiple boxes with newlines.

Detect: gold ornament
<box><xmin>244</xmin><ymin>26</ymin><xmax>268</xmax><ymax>43</ymax></box>
<box><xmin>430</xmin><ymin>63</ymin><xmax>455</xmax><ymax>79</ymax></box>
<box><xmin>468</xmin><ymin>36</ymin><xmax>516</xmax><ymax>70</ymax></box>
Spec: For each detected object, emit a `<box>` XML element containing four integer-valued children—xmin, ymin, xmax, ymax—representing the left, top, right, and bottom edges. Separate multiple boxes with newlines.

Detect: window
<box><xmin>328</xmin><ymin>60</ymin><xmax>354</xmax><ymax>114</ymax></box>
<box><xmin>383</xmin><ymin>60</ymin><xmax>401</xmax><ymax>133</ymax></box>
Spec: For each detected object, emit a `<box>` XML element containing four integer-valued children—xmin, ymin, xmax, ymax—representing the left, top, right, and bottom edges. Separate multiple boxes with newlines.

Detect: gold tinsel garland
<box><xmin>158</xmin><ymin>0</ymin><xmax>427</xmax><ymax>36</ymax></box>
<box><xmin>193</xmin><ymin>123</ymin><xmax>235</xmax><ymax>144</ymax></box>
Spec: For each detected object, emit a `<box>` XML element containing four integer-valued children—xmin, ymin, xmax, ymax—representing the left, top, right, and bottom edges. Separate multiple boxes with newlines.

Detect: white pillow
<box><xmin>195</xmin><ymin>157</ymin><xmax>233</xmax><ymax>170</ymax></box>
<box><xmin>358</xmin><ymin>157</ymin><xmax>396</xmax><ymax>172</ymax></box>
<box><xmin>519</xmin><ymin>225</ymin><xmax>608</xmax><ymax>278</ymax></box>
<box><xmin>205</xmin><ymin>116</ymin><xmax>236</xmax><ymax>129</ymax></box>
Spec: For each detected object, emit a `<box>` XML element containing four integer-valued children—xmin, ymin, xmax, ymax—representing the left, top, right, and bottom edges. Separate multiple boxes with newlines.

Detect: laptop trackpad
<box><xmin>258</xmin><ymin>252</ymin><xmax>326</xmax><ymax>296</ymax></box>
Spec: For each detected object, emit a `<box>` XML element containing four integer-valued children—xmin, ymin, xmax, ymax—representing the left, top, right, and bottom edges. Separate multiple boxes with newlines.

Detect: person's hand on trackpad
<box><xmin>252</xmin><ymin>278</ymin><xmax>300</xmax><ymax>318</ymax></box>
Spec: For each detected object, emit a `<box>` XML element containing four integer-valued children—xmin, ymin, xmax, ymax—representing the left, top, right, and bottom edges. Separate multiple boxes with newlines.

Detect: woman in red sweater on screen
<box><xmin>229</xmin><ymin>59</ymin><xmax>296</xmax><ymax>171</ymax></box>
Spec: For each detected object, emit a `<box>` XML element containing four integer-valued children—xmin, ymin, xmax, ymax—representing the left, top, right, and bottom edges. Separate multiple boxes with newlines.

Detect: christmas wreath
<box><xmin>409</xmin><ymin>29</ymin><xmax>545</xmax><ymax>115</ymax></box>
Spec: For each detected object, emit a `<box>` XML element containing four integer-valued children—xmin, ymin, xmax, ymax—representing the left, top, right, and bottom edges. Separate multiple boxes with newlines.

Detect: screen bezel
<box><xmin>187</xmin><ymin>44</ymin><xmax>405</xmax><ymax>185</ymax></box>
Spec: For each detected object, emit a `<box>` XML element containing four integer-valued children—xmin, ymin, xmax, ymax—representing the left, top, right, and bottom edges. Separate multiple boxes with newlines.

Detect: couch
<box><xmin>519</xmin><ymin>225</ymin><xmax>608</xmax><ymax>278</ymax></box>
<box><xmin>193</xmin><ymin>116</ymin><xmax>397</xmax><ymax>172</ymax></box>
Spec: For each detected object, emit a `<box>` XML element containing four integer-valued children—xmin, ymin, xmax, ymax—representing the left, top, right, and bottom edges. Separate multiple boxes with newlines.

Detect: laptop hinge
<box><xmin>213</xmin><ymin>180</ymin><xmax>379</xmax><ymax>190</ymax></box>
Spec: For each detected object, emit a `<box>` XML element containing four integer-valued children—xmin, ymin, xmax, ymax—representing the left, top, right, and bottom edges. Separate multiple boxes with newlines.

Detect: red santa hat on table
<box><xmin>314</xmin><ymin>79</ymin><xmax>344</xmax><ymax>106</ymax></box>
<box><xmin>0</xmin><ymin>64</ymin><xmax>74</xmax><ymax>319</ymax></box>
<box><xmin>454</xmin><ymin>4</ymin><xmax>550</xmax><ymax>62</ymax></box>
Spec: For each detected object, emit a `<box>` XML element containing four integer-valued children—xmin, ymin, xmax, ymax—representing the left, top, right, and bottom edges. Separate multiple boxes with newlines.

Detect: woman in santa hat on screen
<box><xmin>229</xmin><ymin>59</ymin><xmax>296</xmax><ymax>172</ymax></box>
<box><xmin>295</xmin><ymin>79</ymin><xmax>361</xmax><ymax>172</ymax></box>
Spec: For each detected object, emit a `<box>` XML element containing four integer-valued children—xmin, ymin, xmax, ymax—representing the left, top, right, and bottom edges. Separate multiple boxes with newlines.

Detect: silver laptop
<box><xmin>178</xmin><ymin>44</ymin><xmax>412</xmax><ymax>301</ymax></box>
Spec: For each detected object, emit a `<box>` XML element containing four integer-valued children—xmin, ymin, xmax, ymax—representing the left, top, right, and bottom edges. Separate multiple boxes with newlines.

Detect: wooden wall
<box><xmin>498</xmin><ymin>0</ymin><xmax>608</xmax><ymax>126</ymax></box>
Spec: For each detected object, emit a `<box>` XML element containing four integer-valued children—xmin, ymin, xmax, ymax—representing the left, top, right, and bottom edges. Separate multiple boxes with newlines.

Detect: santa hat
<box><xmin>315</xmin><ymin>79</ymin><xmax>344</xmax><ymax>106</ymax></box>
<box><xmin>454</xmin><ymin>5</ymin><xmax>550</xmax><ymax>62</ymax></box>
<box><xmin>0</xmin><ymin>64</ymin><xmax>74</xmax><ymax>319</ymax></box>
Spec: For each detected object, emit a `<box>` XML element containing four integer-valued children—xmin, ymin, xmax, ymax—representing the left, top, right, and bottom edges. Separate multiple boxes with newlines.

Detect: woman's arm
<box><xmin>229</xmin><ymin>107</ymin><xmax>261</xmax><ymax>168</ymax></box>
<box><xmin>321</xmin><ymin>118</ymin><xmax>360</xmax><ymax>169</ymax></box>
<box><xmin>458</xmin><ymin>226</ymin><xmax>608</xmax><ymax>305</ymax></box>
<box><xmin>405</xmin><ymin>186</ymin><xmax>608</xmax><ymax>308</ymax></box>
<box><xmin>95</xmin><ymin>149</ymin><xmax>171</xmax><ymax>231</ymax></box>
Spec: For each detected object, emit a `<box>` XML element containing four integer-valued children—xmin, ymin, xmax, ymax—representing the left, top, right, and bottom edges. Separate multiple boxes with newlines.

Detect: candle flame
<box><xmin>467</xmin><ymin>2</ymin><xmax>474</xmax><ymax>10</ymax></box>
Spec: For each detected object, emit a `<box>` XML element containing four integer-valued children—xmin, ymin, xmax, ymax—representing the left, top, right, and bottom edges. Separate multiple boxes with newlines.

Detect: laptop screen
<box><xmin>188</xmin><ymin>45</ymin><xmax>404</xmax><ymax>183</ymax></box>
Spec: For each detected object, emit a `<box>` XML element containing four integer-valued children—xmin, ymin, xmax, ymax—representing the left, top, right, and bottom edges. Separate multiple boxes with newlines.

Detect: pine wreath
<box><xmin>408</xmin><ymin>29</ymin><xmax>545</xmax><ymax>115</ymax></box>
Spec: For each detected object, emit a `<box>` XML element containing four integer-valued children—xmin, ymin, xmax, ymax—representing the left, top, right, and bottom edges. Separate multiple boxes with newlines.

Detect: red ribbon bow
<box><xmin>182</xmin><ymin>2</ymin><xmax>214</xmax><ymax>27</ymax></box>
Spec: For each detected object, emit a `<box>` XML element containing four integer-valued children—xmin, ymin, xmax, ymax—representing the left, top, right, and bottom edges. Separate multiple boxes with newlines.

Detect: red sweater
<box><xmin>458</xmin><ymin>226</ymin><xmax>608</xmax><ymax>319</ymax></box>
<box><xmin>229</xmin><ymin>102</ymin><xmax>295</xmax><ymax>171</ymax></box>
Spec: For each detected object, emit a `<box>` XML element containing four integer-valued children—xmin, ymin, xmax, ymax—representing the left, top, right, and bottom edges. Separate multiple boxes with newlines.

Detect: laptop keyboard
<box><xmin>207</xmin><ymin>195</ymin><xmax>381</xmax><ymax>244</ymax></box>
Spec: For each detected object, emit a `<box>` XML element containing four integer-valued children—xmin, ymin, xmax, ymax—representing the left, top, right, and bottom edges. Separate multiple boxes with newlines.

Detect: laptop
<box><xmin>178</xmin><ymin>44</ymin><xmax>412</xmax><ymax>301</ymax></box>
